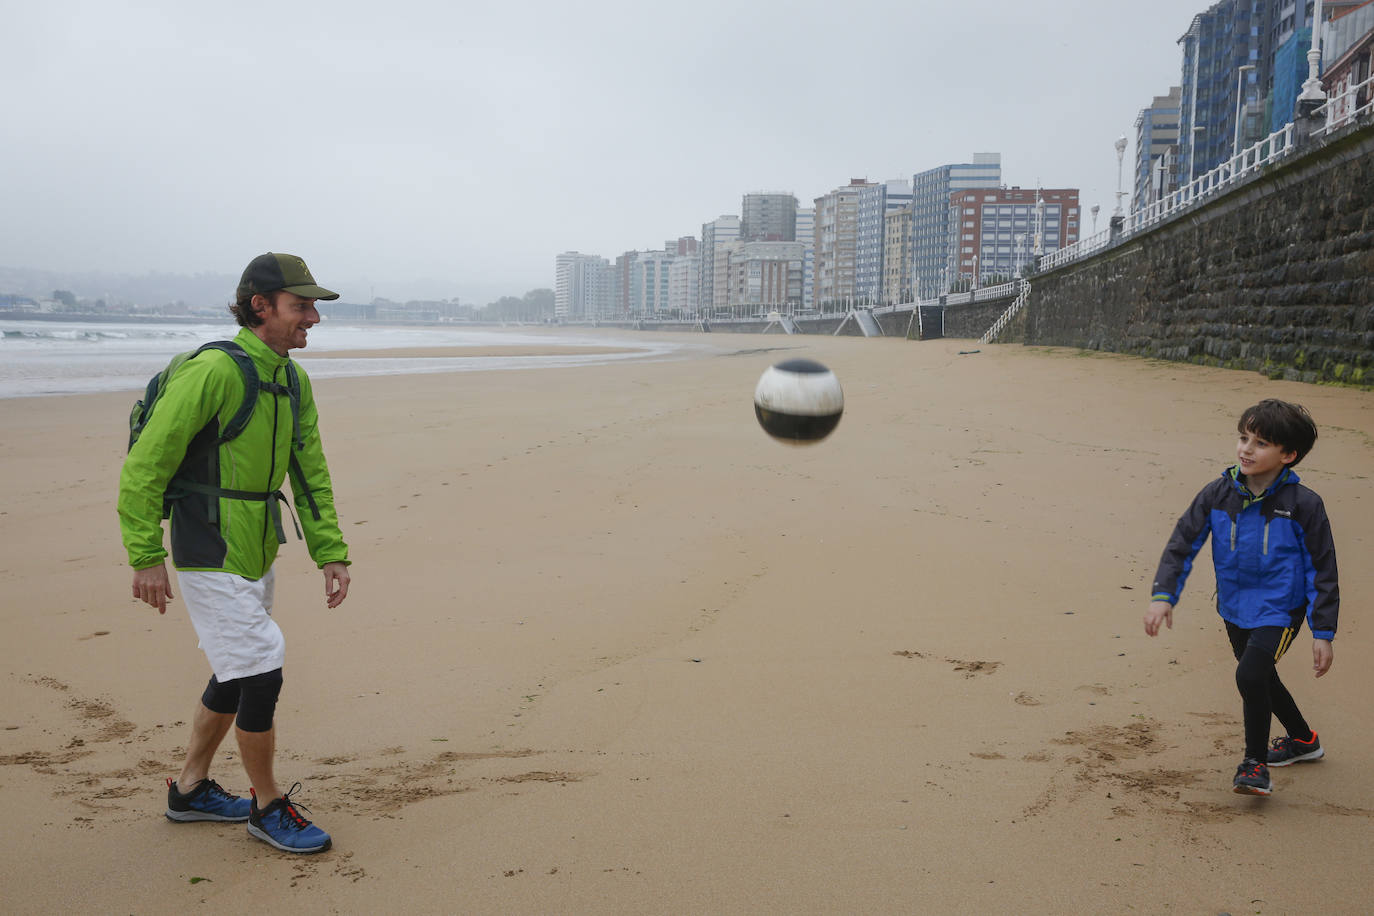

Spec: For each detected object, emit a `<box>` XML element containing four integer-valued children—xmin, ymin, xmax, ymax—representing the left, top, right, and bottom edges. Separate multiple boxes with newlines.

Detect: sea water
<box><xmin>0</xmin><ymin>320</ymin><xmax>682</xmax><ymax>398</ymax></box>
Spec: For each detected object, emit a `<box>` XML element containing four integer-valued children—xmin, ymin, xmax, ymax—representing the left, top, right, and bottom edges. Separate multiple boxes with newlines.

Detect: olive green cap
<box><xmin>237</xmin><ymin>252</ymin><xmax>339</xmax><ymax>301</ymax></box>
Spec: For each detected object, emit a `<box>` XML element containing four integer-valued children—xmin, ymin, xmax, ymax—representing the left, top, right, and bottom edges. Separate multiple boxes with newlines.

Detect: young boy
<box><xmin>1144</xmin><ymin>399</ymin><xmax>1337</xmax><ymax>797</ymax></box>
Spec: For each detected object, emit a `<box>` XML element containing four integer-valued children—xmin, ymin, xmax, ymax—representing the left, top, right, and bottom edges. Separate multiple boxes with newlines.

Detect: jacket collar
<box><xmin>233</xmin><ymin>326</ymin><xmax>291</xmax><ymax>373</ymax></box>
<box><xmin>1225</xmin><ymin>465</ymin><xmax>1299</xmax><ymax>500</ymax></box>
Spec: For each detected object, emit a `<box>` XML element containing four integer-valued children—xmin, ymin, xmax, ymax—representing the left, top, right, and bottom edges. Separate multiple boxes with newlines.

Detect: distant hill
<box><xmin>0</xmin><ymin>265</ymin><xmax>236</xmax><ymax>308</ymax></box>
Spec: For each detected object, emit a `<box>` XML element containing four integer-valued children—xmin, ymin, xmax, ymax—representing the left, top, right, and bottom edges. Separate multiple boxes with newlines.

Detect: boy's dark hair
<box><xmin>1238</xmin><ymin>399</ymin><xmax>1318</xmax><ymax>466</ymax></box>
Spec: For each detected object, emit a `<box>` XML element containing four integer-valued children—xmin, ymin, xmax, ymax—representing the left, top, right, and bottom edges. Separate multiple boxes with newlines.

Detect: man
<box><xmin>119</xmin><ymin>252</ymin><xmax>352</xmax><ymax>854</ymax></box>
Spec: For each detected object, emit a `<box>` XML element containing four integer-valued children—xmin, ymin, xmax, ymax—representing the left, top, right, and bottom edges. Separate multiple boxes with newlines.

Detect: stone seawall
<box><xmin>1025</xmin><ymin>120</ymin><xmax>1374</xmax><ymax>385</ymax></box>
<box><xmin>942</xmin><ymin>296</ymin><xmax>1020</xmax><ymax>341</ymax></box>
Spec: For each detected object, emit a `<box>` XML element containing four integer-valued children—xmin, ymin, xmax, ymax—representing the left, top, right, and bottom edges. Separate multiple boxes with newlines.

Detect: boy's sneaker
<box><xmin>165</xmin><ymin>777</ymin><xmax>251</xmax><ymax>822</ymax></box>
<box><xmin>1232</xmin><ymin>758</ymin><xmax>1272</xmax><ymax>796</ymax></box>
<box><xmin>1268</xmin><ymin>731</ymin><xmax>1323</xmax><ymax>767</ymax></box>
<box><xmin>247</xmin><ymin>783</ymin><xmax>331</xmax><ymax>854</ymax></box>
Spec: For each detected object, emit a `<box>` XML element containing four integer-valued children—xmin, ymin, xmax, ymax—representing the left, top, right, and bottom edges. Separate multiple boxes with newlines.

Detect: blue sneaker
<box><xmin>165</xmin><ymin>777</ymin><xmax>252</xmax><ymax>822</ymax></box>
<box><xmin>247</xmin><ymin>783</ymin><xmax>332</xmax><ymax>854</ymax></box>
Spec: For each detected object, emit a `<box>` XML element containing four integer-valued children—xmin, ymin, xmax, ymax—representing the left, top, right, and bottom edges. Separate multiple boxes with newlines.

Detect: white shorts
<box><xmin>177</xmin><ymin>567</ymin><xmax>285</xmax><ymax>682</ymax></box>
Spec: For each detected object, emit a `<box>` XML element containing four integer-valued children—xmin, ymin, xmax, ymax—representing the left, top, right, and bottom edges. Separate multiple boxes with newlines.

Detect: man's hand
<box><xmin>132</xmin><ymin>563</ymin><xmax>173</xmax><ymax>615</ymax></box>
<box><xmin>1313</xmin><ymin>639</ymin><xmax>1333</xmax><ymax>677</ymax></box>
<box><xmin>1143</xmin><ymin>600</ymin><xmax>1173</xmax><ymax>637</ymax></box>
<box><xmin>323</xmin><ymin>562</ymin><xmax>351</xmax><ymax>609</ymax></box>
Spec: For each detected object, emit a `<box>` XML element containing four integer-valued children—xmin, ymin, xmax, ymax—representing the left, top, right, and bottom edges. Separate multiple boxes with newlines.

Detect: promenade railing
<box><xmin>979</xmin><ymin>279</ymin><xmax>1031</xmax><ymax>344</ymax></box>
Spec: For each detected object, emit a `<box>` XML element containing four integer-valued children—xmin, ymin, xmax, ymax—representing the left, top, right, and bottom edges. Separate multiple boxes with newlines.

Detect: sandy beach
<box><xmin>2</xmin><ymin>329</ymin><xmax>1372</xmax><ymax>915</ymax></box>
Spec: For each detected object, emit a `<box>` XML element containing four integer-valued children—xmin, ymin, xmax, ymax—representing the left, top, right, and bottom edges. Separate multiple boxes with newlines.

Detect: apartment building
<box><xmin>911</xmin><ymin>154</ymin><xmax>1001</xmax><ymax>300</ymax></box>
<box><xmin>740</xmin><ymin>192</ymin><xmax>798</xmax><ymax>241</ymax></box>
<box><xmin>855</xmin><ymin>179</ymin><xmax>913</xmax><ymax>305</ymax></box>
<box><xmin>813</xmin><ymin>179</ymin><xmax>874</xmax><ymax>309</ymax></box>
<box><xmin>946</xmin><ymin>187</ymin><xmax>1080</xmax><ymax>284</ymax></box>
<box><xmin>1134</xmin><ymin>88</ymin><xmax>1182</xmax><ymax>209</ymax></box>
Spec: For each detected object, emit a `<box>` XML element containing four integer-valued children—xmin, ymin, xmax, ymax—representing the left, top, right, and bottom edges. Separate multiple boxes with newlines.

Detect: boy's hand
<box><xmin>1313</xmin><ymin>639</ymin><xmax>1333</xmax><ymax>677</ymax></box>
<box><xmin>1143</xmin><ymin>600</ymin><xmax>1173</xmax><ymax>637</ymax></box>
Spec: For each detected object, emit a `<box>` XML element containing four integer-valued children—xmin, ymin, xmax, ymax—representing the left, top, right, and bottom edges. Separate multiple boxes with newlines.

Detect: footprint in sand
<box><xmin>892</xmin><ymin>650</ymin><xmax>1002</xmax><ymax>677</ymax></box>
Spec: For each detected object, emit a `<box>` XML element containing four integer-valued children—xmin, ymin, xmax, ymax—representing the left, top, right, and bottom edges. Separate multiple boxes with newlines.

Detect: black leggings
<box><xmin>200</xmin><ymin>668</ymin><xmax>284</xmax><ymax>733</ymax></box>
<box><xmin>1226</xmin><ymin>622</ymin><xmax>1311</xmax><ymax>762</ymax></box>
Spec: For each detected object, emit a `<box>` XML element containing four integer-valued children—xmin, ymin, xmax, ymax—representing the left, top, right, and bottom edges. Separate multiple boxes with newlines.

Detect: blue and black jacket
<box><xmin>1151</xmin><ymin>466</ymin><xmax>1338</xmax><ymax>640</ymax></box>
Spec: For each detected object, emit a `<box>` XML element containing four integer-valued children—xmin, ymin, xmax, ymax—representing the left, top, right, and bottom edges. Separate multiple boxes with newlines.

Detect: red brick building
<box><xmin>947</xmin><ymin>187</ymin><xmax>1080</xmax><ymax>284</ymax></box>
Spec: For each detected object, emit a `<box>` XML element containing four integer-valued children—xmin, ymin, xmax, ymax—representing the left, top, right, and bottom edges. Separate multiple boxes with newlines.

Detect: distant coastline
<box><xmin>0</xmin><ymin>311</ymin><xmax>518</xmax><ymax>329</ymax></box>
<box><xmin>0</xmin><ymin>311</ymin><xmax>216</xmax><ymax>325</ymax></box>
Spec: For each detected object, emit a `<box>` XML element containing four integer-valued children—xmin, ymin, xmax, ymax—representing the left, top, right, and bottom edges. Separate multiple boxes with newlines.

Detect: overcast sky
<box><xmin>5</xmin><ymin>0</ymin><xmax>1213</xmax><ymax>305</ymax></box>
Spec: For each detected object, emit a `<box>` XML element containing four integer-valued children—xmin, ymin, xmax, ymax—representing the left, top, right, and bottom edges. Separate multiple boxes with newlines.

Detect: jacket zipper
<box><xmin>264</xmin><ymin>364</ymin><xmax>281</xmax><ymax>572</ymax></box>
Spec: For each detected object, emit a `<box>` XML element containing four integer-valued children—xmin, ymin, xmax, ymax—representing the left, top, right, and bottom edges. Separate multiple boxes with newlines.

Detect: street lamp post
<box><xmin>1298</xmin><ymin>0</ymin><xmax>1327</xmax><ymax>105</ymax></box>
<box><xmin>1189</xmin><ymin>125</ymin><xmax>1206</xmax><ymax>182</ymax></box>
<box><xmin>1090</xmin><ymin>204</ymin><xmax>1100</xmax><ymax>234</ymax></box>
<box><xmin>1233</xmin><ymin>63</ymin><xmax>1256</xmax><ymax>161</ymax></box>
<box><xmin>1113</xmin><ymin>135</ymin><xmax>1128</xmax><ymax>228</ymax></box>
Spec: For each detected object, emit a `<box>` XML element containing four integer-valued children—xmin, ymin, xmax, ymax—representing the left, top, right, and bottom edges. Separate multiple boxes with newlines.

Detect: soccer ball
<box><xmin>753</xmin><ymin>359</ymin><xmax>844</xmax><ymax>444</ymax></box>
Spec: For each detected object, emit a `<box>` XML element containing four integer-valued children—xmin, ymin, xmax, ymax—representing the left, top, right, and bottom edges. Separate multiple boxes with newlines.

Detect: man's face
<box><xmin>254</xmin><ymin>291</ymin><xmax>320</xmax><ymax>354</ymax></box>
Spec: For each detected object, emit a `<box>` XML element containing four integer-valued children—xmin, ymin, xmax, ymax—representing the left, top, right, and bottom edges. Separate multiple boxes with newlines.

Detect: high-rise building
<box><xmin>1134</xmin><ymin>88</ymin><xmax>1182</xmax><ymax>210</ymax></box>
<box><xmin>795</xmin><ymin>208</ymin><xmax>815</xmax><ymax>309</ymax></box>
<box><xmin>813</xmin><ymin>179</ymin><xmax>875</xmax><ymax>309</ymax></box>
<box><xmin>882</xmin><ymin>206</ymin><xmax>913</xmax><ymax>306</ymax></box>
<box><xmin>910</xmin><ymin>154</ymin><xmax>1001</xmax><ymax>300</ymax></box>
<box><xmin>1173</xmin><ymin>1</ymin><xmax>1340</xmax><ymax>181</ymax></box>
<box><xmin>667</xmin><ymin>252</ymin><xmax>700</xmax><ymax>316</ymax></box>
<box><xmin>613</xmin><ymin>251</ymin><xmax>639</xmax><ymax>318</ymax></box>
<box><xmin>741</xmin><ymin>192</ymin><xmax>798</xmax><ymax>241</ymax></box>
<box><xmin>855</xmin><ymin>180</ymin><xmax>913</xmax><ymax>305</ymax></box>
<box><xmin>947</xmin><ymin>187</ymin><xmax>1080</xmax><ymax>285</ymax></box>
<box><xmin>1269</xmin><ymin>0</ymin><xmax>1367</xmax><ymax>134</ymax></box>
<box><xmin>629</xmin><ymin>250</ymin><xmax>673</xmax><ymax>316</ymax></box>
<box><xmin>1178</xmin><ymin>5</ymin><xmax>1260</xmax><ymax>181</ymax></box>
<box><xmin>699</xmin><ymin>215</ymin><xmax>740</xmax><ymax>314</ymax></box>
<box><xmin>724</xmin><ymin>241</ymin><xmax>805</xmax><ymax>310</ymax></box>
<box><xmin>554</xmin><ymin>252</ymin><xmax>614</xmax><ymax>320</ymax></box>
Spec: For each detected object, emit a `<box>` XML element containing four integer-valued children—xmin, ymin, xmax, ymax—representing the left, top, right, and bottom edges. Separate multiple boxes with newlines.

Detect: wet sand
<box><xmin>2</xmin><ymin>329</ymin><xmax>1372</xmax><ymax>914</ymax></box>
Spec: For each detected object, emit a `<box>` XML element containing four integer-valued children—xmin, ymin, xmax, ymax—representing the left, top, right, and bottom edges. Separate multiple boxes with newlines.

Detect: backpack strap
<box><xmin>193</xmin><ymin>341</ymin><xmax>260</xmax><ymax>445</ymax></box>
<box><xmin>264</xmin><ymin>361</ymin><xmax>321</xmax><ymax>522</ymax></box>
<box><xmin>165</xmin><ymin>344</ymin><xmax>320</xmax><ymax>538</ymax></box>
<box><xmin>168</xmin><ymin>480</ymin><xmax>301</xmax><ymax>545</ymax></box>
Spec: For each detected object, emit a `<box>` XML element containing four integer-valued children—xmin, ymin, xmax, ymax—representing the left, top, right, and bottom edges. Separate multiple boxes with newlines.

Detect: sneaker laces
<box><xmin>275</xmin><ymin>782</ymin><xmax>314</xmax><ymax>830</ymax></box>
<box><xmin>200</xmin><ymin>778</ymin><xmax>238</xmax><ymax>802</ymax></box>
<box><xmin>1238</xmin><ymin>759</ymin><xmax>1266</xmax><ymax>778</ymax></box>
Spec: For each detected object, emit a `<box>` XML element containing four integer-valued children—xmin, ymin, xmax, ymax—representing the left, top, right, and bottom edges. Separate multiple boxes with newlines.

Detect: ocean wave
<box><xmin>0</xmin><ymin>320</ymin><xmax>687</xmax><ymax>399</ymax></box>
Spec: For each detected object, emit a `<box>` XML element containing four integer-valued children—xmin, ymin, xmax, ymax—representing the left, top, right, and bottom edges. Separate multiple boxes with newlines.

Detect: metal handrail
<box><xmin>979</xmin><ymin>279</ymin><xmax>1031</xmax><ymax>344</ymax></box>
<box><xmin>1316</xmin><ymin>72</ymin><xmax>1374</xmax><ymax>133</ymax></box>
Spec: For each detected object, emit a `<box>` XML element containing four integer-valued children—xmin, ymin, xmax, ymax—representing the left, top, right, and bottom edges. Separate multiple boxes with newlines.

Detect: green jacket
<box><xmin>118</xmin><ymin>328</ymin><xmax>349</xmax><ymax>578</ymax></box>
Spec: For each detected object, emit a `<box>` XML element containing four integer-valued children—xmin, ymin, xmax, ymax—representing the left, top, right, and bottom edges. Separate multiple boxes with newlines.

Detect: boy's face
<box><xmin>1236</xmin><ymin>426</ymin><xmax>1297</xmax><ymax>481</ymax></box>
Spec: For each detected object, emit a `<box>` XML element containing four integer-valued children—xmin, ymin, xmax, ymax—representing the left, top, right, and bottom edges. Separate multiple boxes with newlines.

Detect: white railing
<box><xmin>1318</xmin><ymin>71</ymin><xmax>1374</xmax><ymax>135</ymax></box>
<box><xmin>1038</xmin><ymin>79</ymin><xmax>1372</xmax><ymax>277</ymax></box>
<box><xmin>979</xmin><ymin>279</ymin><xmax>1031</xmax><ymax>344</ymax></box>
<box><xmin>1129</xmin><ymin>121</ymin><xmax>1296</xmax><ymax>235</ymax></box>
